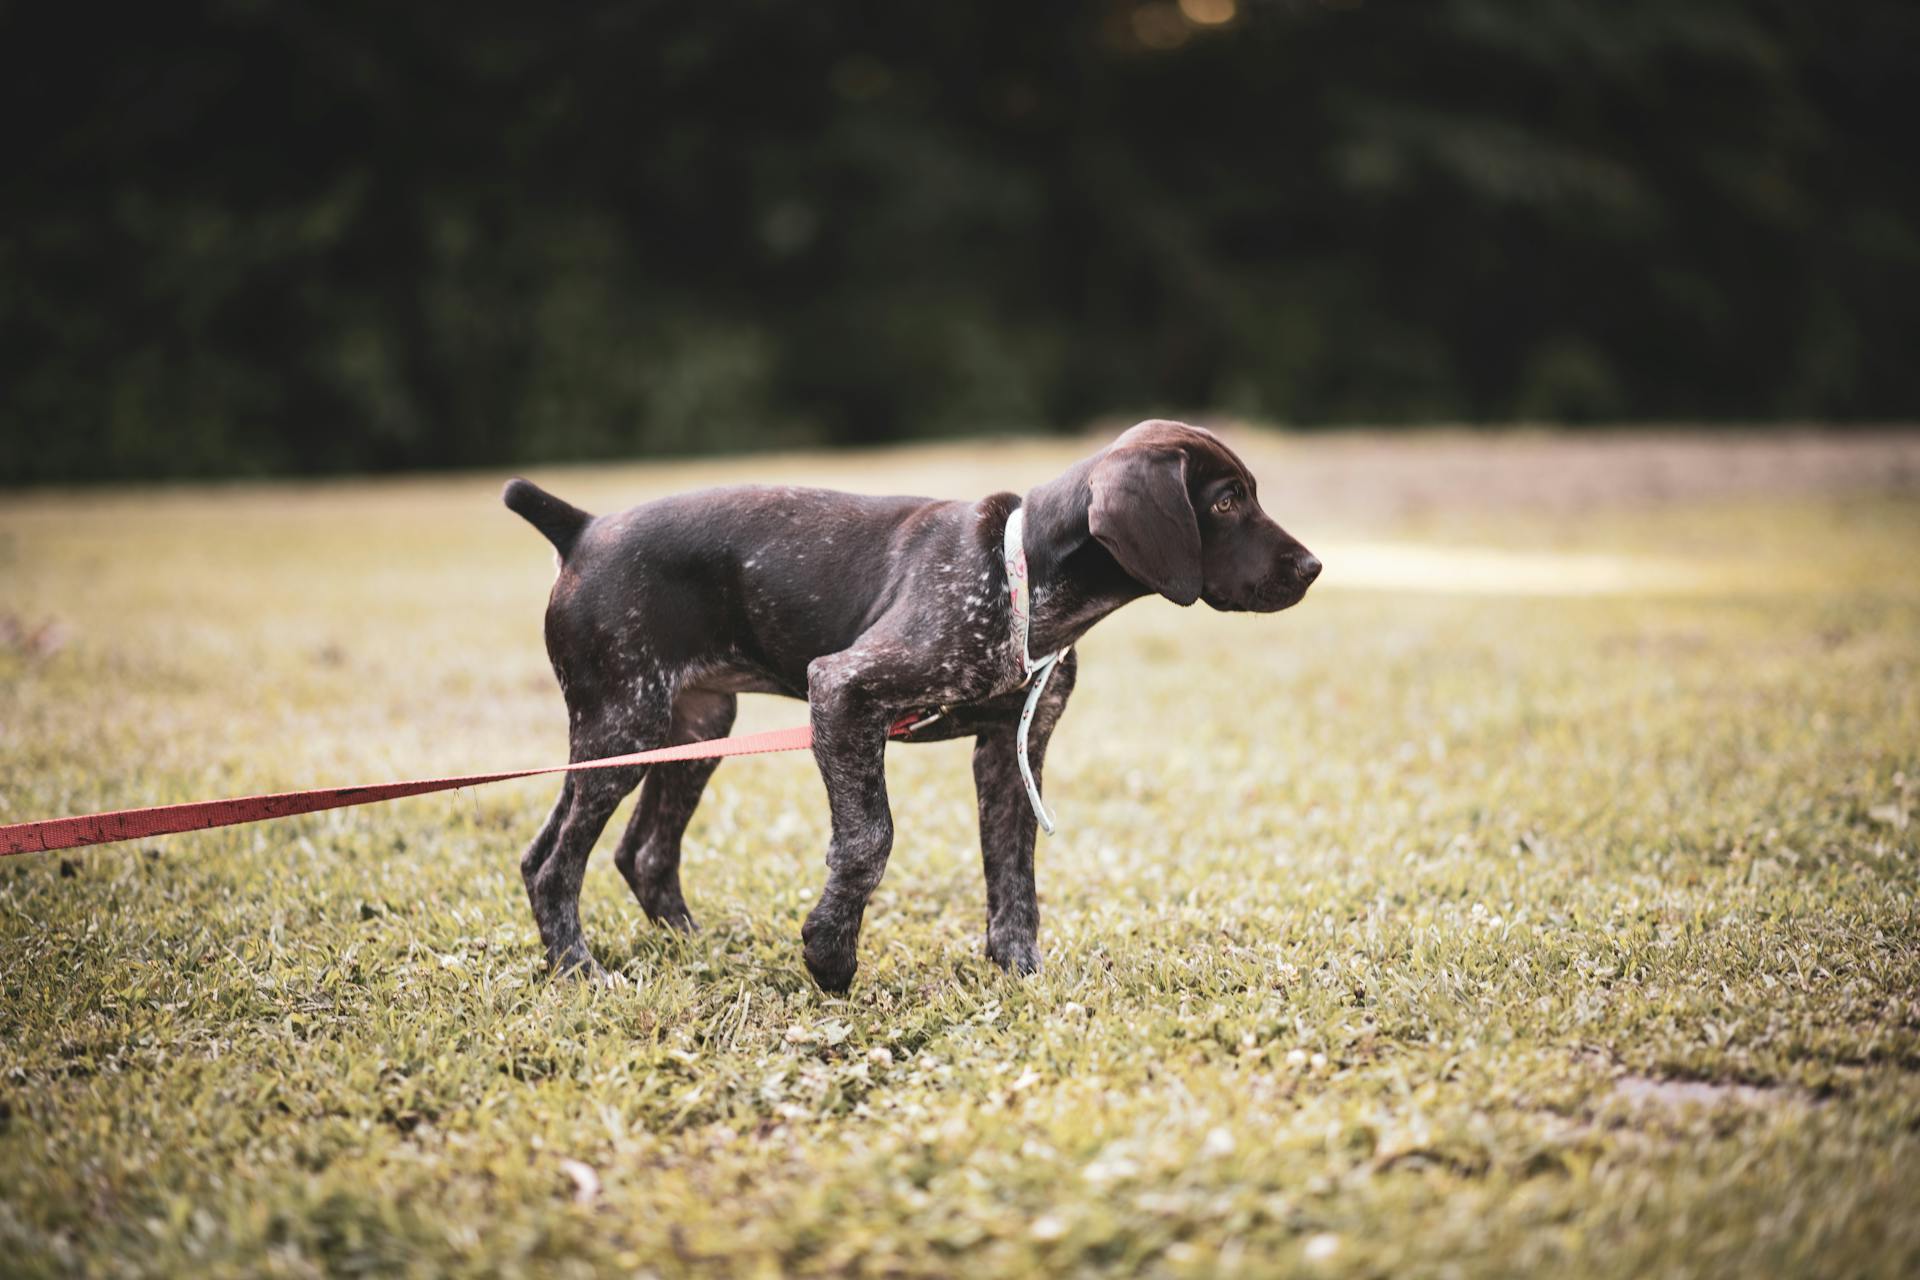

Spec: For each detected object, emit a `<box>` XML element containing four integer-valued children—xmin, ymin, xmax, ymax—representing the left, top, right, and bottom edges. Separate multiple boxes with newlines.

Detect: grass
<box><xmin>2</xmin><ymin>431</ymin><xmax>1918</xmax><ymax>1278</ymax></box>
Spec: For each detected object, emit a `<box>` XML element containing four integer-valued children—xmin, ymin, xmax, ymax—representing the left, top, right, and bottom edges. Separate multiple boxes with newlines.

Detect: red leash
<box><xmin>1</xmin><ymin>720</ymin><xmax>925</xmax><ymax>858</ymax></box>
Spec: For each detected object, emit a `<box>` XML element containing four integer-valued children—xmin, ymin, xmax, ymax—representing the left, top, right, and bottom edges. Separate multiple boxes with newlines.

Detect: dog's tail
<box><xmin>502</xmin><ymin>478</ymin><xmax>592</xmax><ymax>560</ymax></box>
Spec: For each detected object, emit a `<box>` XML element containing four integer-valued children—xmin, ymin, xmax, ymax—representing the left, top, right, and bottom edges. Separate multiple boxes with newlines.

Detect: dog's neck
<box><xmin>1017</xmin><ymin>458</ymin><xmax>1151</xmax><ymax>656</ymax></box>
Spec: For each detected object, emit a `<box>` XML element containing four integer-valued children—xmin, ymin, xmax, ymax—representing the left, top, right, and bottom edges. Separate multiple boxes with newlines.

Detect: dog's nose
<box><xmin>1296</xmin><ymin>554</ymin><xmax>1322</xmax><ymax>585</ymax></box>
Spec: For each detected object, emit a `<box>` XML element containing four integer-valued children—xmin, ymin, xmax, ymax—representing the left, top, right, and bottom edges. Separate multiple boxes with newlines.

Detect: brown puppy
<box><xmin>504</xmin><ymin>420</ymin><xmax>1319</xmax><ymax>989</ymax></box>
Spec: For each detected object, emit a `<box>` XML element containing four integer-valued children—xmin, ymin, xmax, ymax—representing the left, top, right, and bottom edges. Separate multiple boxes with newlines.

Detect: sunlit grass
<box><xmin>2</xmin><ymin>433</ymin><xmax>1917</xmax><ymax>1277</ymax></box>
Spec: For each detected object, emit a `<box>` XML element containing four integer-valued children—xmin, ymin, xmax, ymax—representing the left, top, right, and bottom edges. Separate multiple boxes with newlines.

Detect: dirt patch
<box><xmin>1609</xmin><ymin>1074</ymin><xmax>1814</xmax><ymax>1113</ymax></box>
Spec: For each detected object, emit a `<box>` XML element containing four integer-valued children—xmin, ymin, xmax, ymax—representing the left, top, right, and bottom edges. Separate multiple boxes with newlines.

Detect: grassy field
<box><xmin>3</xmin><ymin>430</ymin><xmax>1918</xmax><ymax>1278</ymax></box>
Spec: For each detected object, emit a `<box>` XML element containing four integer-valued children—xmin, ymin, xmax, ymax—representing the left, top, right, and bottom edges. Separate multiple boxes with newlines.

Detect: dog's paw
<box><xmin>804</xmin><ymin>949</ymin><xmax>858</xmax><ymax>994</ymax></box>
<box><xmin>550</xmin><ymin>943</ymin><xmax>613</xmax><ymax>985</ymax></box>
<box><xmin>801</xmin><ymin>914</ymin><xmax>860</xmax><ymax>994</ymax></box>
<box><xmin>637</xmin><ymin>882</ymin><xmax>700</xmax><ymax>933</ymax></box>
<box><xmin>649</xmin><ymin>907</ymin><xmax>700</xmax><ymax>934</ymax></box>
<box><xmin>987</xmin><ymin>934</ymin><xmax>1043</xmax><ymax>977</ymax></box>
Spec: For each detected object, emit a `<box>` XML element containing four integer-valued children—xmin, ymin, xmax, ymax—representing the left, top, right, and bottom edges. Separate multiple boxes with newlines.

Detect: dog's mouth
<box><xmin>1207</xmin><ymin>583</ymin><xmax>1308</xmax><ymax>613</ymax></box>
<box><xmin>1208</xmin><ymin>556</ymin><xmax>1322</xmax><ymax>613</ymax></box>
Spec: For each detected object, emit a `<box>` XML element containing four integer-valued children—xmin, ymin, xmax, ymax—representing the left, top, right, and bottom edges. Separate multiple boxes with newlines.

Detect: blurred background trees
<box><xmin>4</xmin><ymin>0</ymin><xmax>1916</xmax><ymax>483</ymax></box>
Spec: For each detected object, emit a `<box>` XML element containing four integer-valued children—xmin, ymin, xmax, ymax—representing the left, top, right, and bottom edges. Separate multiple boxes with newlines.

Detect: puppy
<box><xmin>505</xmin><ymin>420</ymin><xmax>1318</xmax><ymax>989</ymax></box>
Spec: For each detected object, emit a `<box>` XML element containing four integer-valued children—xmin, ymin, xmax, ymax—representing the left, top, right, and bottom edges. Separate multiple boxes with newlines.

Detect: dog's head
<box><xmin>1087</xmin><ymin>420</ymin><xmax>1320</xmax><ymax>613</ymax></box>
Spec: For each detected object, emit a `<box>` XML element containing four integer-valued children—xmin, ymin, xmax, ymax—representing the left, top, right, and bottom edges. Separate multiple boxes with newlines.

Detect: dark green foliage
<box><xmin>3</xmin><ymin>1</ymin><xmax>1916</xmax><ymax>482</ymax></box>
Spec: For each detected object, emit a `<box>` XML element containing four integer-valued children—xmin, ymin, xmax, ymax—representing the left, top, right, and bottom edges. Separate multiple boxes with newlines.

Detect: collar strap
<box><xmin>1004</xmin><ymin>505</ymin><xmax>1066</xmax><ymax>835</ymax></box>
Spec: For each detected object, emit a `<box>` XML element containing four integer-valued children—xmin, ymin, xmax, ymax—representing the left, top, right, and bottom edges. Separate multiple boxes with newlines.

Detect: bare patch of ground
<box><xmin>1609</xmin><ymin>1074</ymin><xmax>1814</xmax><ymax>1114</ymax></box>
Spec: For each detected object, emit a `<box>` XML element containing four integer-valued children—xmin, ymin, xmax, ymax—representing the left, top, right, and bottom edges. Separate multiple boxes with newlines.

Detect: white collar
<box><xmin>1003</xmin><ymin>503</ymin><xmax>1066</xmax><ymax>834</ymax></box>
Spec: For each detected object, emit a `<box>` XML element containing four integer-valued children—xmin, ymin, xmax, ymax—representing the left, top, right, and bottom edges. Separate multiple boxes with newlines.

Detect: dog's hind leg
<box><xmin>528</xmin><ymin>681</ymin><xmax>672</xmax><ymax>979</ymax></box>
<box><xmin>613</xmin><ymin>688</ymin><xmax>737</xmax><ymax>931</ymax></box>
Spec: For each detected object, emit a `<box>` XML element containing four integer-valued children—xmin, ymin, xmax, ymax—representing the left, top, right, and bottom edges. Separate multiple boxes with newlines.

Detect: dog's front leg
<box><xmin>973</xmin><ymin>649</ymin><xmax>1076</xmax><ymax>976</ymax></box>
<box><xmin>801</xmin><ymin>654</ymin><xmax>899</xmax><ymax>992</ymax></box>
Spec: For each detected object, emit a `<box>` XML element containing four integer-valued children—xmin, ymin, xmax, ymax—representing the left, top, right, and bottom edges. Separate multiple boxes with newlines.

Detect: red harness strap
<box><xmin>1</xmin><ymin>717</ymin><xmax>927</xmax><ymax>858</ymax></box>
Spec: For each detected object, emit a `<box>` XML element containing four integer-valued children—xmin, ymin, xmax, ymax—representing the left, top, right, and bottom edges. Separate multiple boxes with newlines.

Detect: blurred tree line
<box><xmin>3</xmin><ymin>0</ymin><xmax>1916</xmax><ymax>483</ymax></box>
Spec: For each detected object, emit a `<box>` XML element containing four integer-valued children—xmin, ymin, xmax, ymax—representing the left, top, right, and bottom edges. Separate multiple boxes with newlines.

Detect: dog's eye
<box><xmin>1212</xmin><ymin>491</ymin><xmax>1236</xmax><ymax>514</ymax></box>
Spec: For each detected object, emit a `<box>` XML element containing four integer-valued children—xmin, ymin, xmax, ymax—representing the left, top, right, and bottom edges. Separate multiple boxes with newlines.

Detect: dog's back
<box><xmin>507</xmin><ymin>480</ymin><xmax>966</xmax><ymax>695</ymax></box>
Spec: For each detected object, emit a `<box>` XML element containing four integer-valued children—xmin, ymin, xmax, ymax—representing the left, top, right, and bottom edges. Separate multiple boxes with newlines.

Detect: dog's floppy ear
<box><xmin>1087</xmin><ymin>443</ymin><xmax>1203</xmax><ymax>606</ymax></box>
